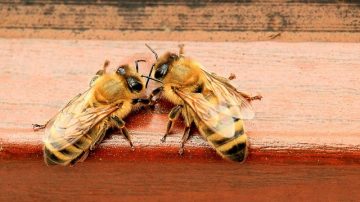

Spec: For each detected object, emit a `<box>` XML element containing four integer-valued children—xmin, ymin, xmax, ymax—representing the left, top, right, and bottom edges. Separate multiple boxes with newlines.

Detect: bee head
<box><xmin>153</xmin><ymin>52</ymin><xmax>179</xmax><ymax>80</ymax></box>
<box><xmin>116</xmin><ymin>64</ymin><xmax>144</xmax><ymax>93</ymax></box>
<box><xmin>144</xmin><ymin>44</ymin><xmax>187</xmax><ymax>88</ymax></box>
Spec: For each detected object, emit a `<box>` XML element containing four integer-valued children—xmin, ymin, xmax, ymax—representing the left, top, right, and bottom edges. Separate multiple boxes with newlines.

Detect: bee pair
<box><xmin>33</xmin><ymin>45</ymin><xmax>262</xmax><ymax>166</ymax></box>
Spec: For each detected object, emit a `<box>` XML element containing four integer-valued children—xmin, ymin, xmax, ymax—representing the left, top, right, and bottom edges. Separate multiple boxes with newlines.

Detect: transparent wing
<box><xmin>43</xmin><ymin>90</ymin><xmax>119</xmax><ymax>151</ymax></box>
<box><xmin>174</xmin><ymin>68</ymin><xmax>256</xmax><ymax>138</ymax></box>
<box><xmin>203</xmin><ymin>70</ymin><xmax>255</xmax><ymax>120</ymax></box>
<box><xmin>175</xmin><ymin>90</ymin><xmax>238</xmax><ymax>138</ymax></box>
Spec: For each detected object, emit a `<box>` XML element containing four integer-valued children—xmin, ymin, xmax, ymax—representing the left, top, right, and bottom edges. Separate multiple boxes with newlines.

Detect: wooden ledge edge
<box><xmin>1</xmin><ymin>132</ymin><xmax>360</xmax><ymax>165</ymax></box>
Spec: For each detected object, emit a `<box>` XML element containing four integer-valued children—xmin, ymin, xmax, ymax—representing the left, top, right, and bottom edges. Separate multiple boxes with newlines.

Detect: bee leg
<box><xmin>238</xmin><ymin>91</ymin><xmax>263</xmax><ymax>102</ymax></box>
<box><xmin>32</xmin><ymin>123</ymin><xmax>47</xmax><ymax>131</ymax></box>
<box><xmin>91</xmin><ymin>130</ymin><xmax>108</xmax><ymax>150</ymax></box>
<box><xmin>228</xmin><ymin>73</ymin><xmax>236</xmax><ymax>80</ymax></box>
<box><xmin>132</xmin><ymin>98</ymin><xmax>150</xmax><ymax>105</ymax></box>
<box><xmin>111</xmin><ymin>116</ymin><xmax>134</xmax><ymax>150</ymax></box>
<box><xmin>161</xmin><ymin>105</ymin><xmax>183</xmax><ymax>142</ymax></box>
<box><xmin>70</xmin><ymin>150</ymin><xmax>90</xmax><ymax>166</ymax></box>
<box><xmin>121</xmin><ymin>127</ymin><xmax>135</xmax><ymax>150</ymax></box>
<box><xmin>132</xmin><ymin>98</ymin><xmax>151</xmax><ymax>110</ymax></box>
<box><xmin>33</xmin><ymin>92</ymin><xmax>84</xmax><ymax>131</ymax></box>
<box><xmin>148</xmin><ymin>87</ymin><xmax>163</xmax><ymax>107</ymax></box>
<box><xmin>32</xmin><ymin>118</ymin><xmax>52</xmax><ymax>131</ymax></box>
<box><xmin>178</xmin><ymin>126</ymin><xmax>191</xmax><ymax>155</ymax></box>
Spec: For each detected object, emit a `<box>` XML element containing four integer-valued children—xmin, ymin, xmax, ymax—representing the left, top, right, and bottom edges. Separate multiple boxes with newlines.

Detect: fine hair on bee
<box><xmin>144</xmin><ymin>44</ymin><xmax>262</xmax><ymax>163</ymax></box>
<box><xmin>33</xmin><ymin>60</ymin><xmax>150</xmax><ymax>166</ymax></box>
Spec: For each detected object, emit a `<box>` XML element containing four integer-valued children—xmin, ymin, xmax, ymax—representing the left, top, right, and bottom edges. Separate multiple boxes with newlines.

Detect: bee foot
<box><xmin>178</xmin><ymin>148</ymin><xmax>184</xmax><ymax>155</ymax></box>
<box><xmin>32</xmin><ymin>123</ymin><xmax>46</xmax><ymax>131</ymax></box>
<box><xmin>160</xmin><ymin>136</ymin><xmax>167</xmax><ymax>143</ymax></box>
<box><xmin>228</xmin><ymin>73</ymin><xmax>236</xmax><ymax>80</ymax></box>
<box><xmin>252</xmin><ymin>94</ymin><xmax>263</xmax><ymax>101</ymax></box>
<box><xmin>130</xmin><ymin>146</ymin><xmax>135</xmax><ymax>151</ymax></box>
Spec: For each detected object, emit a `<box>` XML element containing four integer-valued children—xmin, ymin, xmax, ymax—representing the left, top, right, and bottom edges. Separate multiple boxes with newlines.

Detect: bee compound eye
<box><xmin>127</xmin><ymin>77</ymin><xmax>143</xmax><ymax>92</ymax></box>
<box><xmin>154</xmin><ymin>63</ymin><xmax>168</xmax><ymax>79</ymax></box>
<box><xmin>132</xmin><ymin>82</ymin><xmax>143</xmax><ymax>92</ymax></box>
<box><xmin>117</xmin><ymin>66</ymin><xmax>126</xmax><ymax>75</ymax></box>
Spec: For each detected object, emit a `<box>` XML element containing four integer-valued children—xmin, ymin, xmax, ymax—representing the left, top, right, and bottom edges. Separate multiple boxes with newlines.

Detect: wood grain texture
<box><xmin>1</xmin><ymin>160</ymin><xmax>360</xmax><ymax>201</ymax></box>
<box><xmin>0</xmin><ymin>39</ymin><xmax>360</xmax><ymax>164</ymax></box>
<box><xmin>0</xmin><ymin>0</ymin><xmax>359</xmax><ymax>41</ymax></box>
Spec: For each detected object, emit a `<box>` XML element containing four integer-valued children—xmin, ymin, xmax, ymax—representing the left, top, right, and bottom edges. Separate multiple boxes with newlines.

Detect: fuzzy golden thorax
<box><xmin>89</xmin><ymin>64</ymin><xmax>145</xmax><ymax>105</ymax></box>
<box><xmin>154</xmin><ymin>52</ymin><xmax>205</xmax><ymax>88</ymax></box>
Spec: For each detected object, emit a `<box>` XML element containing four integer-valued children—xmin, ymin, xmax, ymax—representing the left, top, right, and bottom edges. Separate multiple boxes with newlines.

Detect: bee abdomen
<box><xmin>197</xmin><ymin>118</ymin><xmax>248</xmax><ymax>162</ymax></box>
<box><xmin>44</xmin><ymin>126</ymin><xmax>106</xmax><ymax>166</ymax></box>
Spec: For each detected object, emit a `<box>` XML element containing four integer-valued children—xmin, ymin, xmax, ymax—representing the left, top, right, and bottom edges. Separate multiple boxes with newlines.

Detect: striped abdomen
<box><xmin>44</xmin><ymin>121</ymin><xmax>108</xmax><ymax>166</ymax></box>
<box><xmin>195</xmin><ymin>117</ymin><xmax>248</xmax><ymax>162</ymax></box>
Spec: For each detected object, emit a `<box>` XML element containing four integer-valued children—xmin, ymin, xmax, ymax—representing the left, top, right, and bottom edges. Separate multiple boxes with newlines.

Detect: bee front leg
<box><xmin>161</xmin><ymin>105</ymin><xmax>183</xmax><ymax>142</ymax></box>
<box><xmin>148</xmin><ymin>87</ymin><xmax>163</xmax><ymax>107</ymax></box>
<box><xmin>132</xmin><ymin>98</ymin><xmax>150</xmax><ymax>105</ymax></box>
<box><xmin>111</xmin><ymin>116</ymin><xmax>134</xmax><ymax>150</ymax></box>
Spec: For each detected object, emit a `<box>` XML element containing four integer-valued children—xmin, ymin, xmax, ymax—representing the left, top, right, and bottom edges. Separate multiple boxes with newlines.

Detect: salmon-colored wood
<box><xmin>0</xmin><ymin>1</ymin><xmax>359</xmax><ymax>41</ymax></box>
<box><xmin>0</xmin><ymin>39</ymin><xmax>360</xmax><ymax>164</ymax></box>
<box><xmin>1</xmin><ymin>159</ymin><xmax>360</xmax><ymax>201</ymax></box>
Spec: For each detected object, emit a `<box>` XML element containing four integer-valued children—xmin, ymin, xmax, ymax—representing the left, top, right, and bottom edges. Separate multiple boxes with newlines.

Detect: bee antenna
<box><xmin>178</xmin><ymin>44</ymin><xmax>185</xmax><ymax>57</ymax></box>
<box><xmin>145</xmin><ymin>64</ymin><xmax>155</xmax><ymax>88</ymax></box>
<box><xmin>145</xmin><ymin>44</ymin><xmax>158</xmax><ymax>60</ymax></box>
<box><xmin>103</xmin><ymin>60</ymin><xmax>110</xmax><ymax>73</ymax></box>
<box><xmin>134</xmin><ymin>59</ymin><xmax>146</xmax><ymax>73</ymax></box>
<box><xmin>144</xmin><ymin>44</ymin><xmax>159</xmax><ymax>88</ymax></box>
<box><xmin>141</xmin><ymin>75</ymin><xmax>163</xmax><ymax>86</ymax></box>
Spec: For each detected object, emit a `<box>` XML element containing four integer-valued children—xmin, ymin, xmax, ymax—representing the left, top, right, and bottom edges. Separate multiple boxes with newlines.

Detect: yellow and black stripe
<box><xmin>196</xmin><ymin>117</ymin><xmax>248</xmax><ymax>162</ymax></box>
<box><xmin>44</xmin><ymin>122</ymin><xmax>108</xmax><ymax>166</ymax></box>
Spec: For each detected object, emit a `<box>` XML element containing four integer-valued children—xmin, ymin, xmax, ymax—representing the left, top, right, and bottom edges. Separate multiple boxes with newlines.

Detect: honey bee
<box><xmin>33</xmin><ymin>60</ymin><xmax>149</xmax><ymax>166</ymax></box>
<box><xmin>144</xmin><ymin>44</ymin><xmax>262</xmax><ymax>162</ymax></box>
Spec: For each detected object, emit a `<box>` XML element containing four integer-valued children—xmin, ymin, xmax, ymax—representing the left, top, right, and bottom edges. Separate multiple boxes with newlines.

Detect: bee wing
<box><xmin>173</xmin><ymin>69</ymin><xmax>256</xmax><ymax>139</ymax></box>
<box><xmin>175</xmin><ymin>90</ymin><xmax>239</xmax><ymax>138</ymax></box>
<box><xmin>203</xmin><ymin>70</ymin><xmax>255</xmax><ymax>120</ymax></box>
<box><xmin>44</xmin><ymin>90</ymin><xmax>119</xmax><ymax>150</ymax></box>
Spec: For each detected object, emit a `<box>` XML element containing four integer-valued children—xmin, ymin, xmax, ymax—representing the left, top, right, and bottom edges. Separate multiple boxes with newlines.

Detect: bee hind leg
<box><xmin>228</xmin><ymin>73</ymin><xmax>236</xmax><ymax>80</ymax></box>
<box><xmin>178</xmin><ymin>126</ymin><xmax>191</xmax><ymax>155</ymax></box>
<box><xmin>161</xmin><ymin>105</ymin><xmax>183</xmax><ymax>143</ymax></box>
<box><xmin>111</xmin><ymin>116</ymin><xmax>134</xmax><ymax>150</ymax></box>
<box><xmin>32</xmin><ymin>119</ymin><xmax>52</xmax><ymax>131</ymax></box>
<box><xmin>32</xmin><ymin>123</ymin><xmax>47</xmax><ymax>131</ymax></box>
<box><xmin>238</xmin><ymin>91</ymin><xmax>263</xmax><ymax>102</ymax></box>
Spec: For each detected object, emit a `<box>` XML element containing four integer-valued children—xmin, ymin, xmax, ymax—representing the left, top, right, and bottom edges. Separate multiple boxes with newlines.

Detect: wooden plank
<box><xmin>1</xmin><ymin>39</ymin><xmax>360</xmax><ymax>164</ymax></box>
<box><xmin>1</xmin><ymin>159</ymin><xmax>360</xmax><ymax>201</ymax></box>
<box><xmin>0</xmin><ymin>1</ymin><xmax>359</xmax><ymax>41</ymax></box>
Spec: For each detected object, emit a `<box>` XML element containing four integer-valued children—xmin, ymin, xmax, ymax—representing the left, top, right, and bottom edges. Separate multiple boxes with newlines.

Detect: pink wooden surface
<box><xmin>0</xmin><ymin>39</ymin><xmax>360</xmax><ymax>164</ymax></box>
